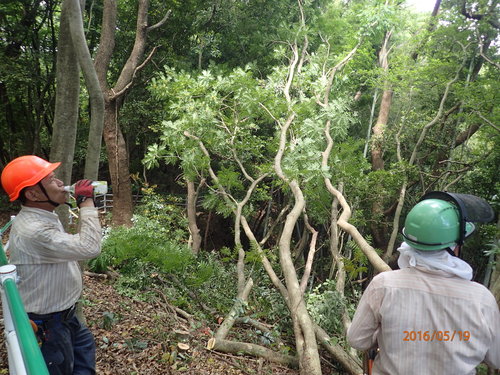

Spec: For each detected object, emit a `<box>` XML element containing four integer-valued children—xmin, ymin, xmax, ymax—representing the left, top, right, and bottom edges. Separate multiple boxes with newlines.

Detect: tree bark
<box><xmin>186</xmin><ymin>178</ymin><xmax>202</xmax><ymax>255</ymax></box>
<box><xmin>94</xmin><ymin>0</ymin><xmax>168</xmax><ymax>226</ymax></box>
<box><xmin>370</xmin><ymin>30</ymin><xmax>393</xmax><ymax>250</ymax></box>
<box><xmin>50</xmin><ymin>0</ymin><xmax>80</xmax><ymax>229</ymax></box>
<box><xmin>66</xmin><ymin>0</ymin><xmax>105</xmax><ymax>180</ymax></box>
<box><xmin>275</xmin><ymin>114</ymin><xmax>322</xmax><ymax>375</ymax></box>
<box><xmin>239</xmin><ymin>214</ymin><xmax>363</xmax><ymax>374</ymax></box>
<box><xmin>208</xmin><ymin>338</ymin><xmax>299</xmax><ymax>368</ymax></box>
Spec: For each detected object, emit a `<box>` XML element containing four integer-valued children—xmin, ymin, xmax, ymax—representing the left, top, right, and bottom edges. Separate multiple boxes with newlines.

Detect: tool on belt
<box><xmin>28</xmin><ymin>304</ymin><xmax>76</xmax><ymax>347</ymax></box>
<box><xmin>364</xmin><ymin>348</ymin><xmax>378</xmax><ymax>375</ymax></box>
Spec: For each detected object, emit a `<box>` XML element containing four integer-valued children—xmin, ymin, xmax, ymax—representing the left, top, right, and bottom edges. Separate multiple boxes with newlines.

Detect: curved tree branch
<box><xmin>147</xmin><ymin>9</ymin><xmax>171</xmax><ymax>32</ymax></box>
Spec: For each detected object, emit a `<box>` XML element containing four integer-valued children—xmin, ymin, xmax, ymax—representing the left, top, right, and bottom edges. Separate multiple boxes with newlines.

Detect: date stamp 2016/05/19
<box><xmin>403</xmin><ymin>330</ymin><xmax>470</xmax><ymax>342</ymax></box>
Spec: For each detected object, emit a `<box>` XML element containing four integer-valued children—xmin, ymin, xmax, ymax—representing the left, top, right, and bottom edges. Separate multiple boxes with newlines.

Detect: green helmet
<box><xmin>402</xmin><ymin>199</ymin><xmax>475</xmax><ymax>251</ymax></box>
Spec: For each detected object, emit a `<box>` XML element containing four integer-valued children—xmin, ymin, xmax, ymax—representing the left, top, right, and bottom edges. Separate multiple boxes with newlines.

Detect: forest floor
<box><xmin>0</xmin><ymin>206</ymin><xmax>298</xmax><ymax>374</ymax></box>
<box><xmin>0</xmin><ymin>274</ymin><xmax>300</xmax><ymax>375</ymax></box>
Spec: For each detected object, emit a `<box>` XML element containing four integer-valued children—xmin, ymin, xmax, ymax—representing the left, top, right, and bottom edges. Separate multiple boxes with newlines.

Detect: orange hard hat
<box><xmin>1</xmin><ymin>155</ymin><xmax>61</xmax><ymax>201</ymax></box>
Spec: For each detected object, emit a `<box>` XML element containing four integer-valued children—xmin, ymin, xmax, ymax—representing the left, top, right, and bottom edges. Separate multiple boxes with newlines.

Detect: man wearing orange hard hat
<box><xmin>1</xmin><ymin>155</ymin><xmax>102</xmax><ymax>374</ymax></box>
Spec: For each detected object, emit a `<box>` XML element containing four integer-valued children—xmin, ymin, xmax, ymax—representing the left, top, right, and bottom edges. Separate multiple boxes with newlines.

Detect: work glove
<box><xmin>74</xmin><ymin>179</ymin><xmax>94</xmax><ymax>207</ymax></box>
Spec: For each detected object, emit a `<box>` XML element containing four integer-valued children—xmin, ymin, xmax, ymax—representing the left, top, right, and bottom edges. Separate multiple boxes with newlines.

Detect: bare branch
<box><xmin>478</xmin><ymin>37</ymin><xmax>500</xmax><ymax>70</ymax></box>
<box><xmin>284</xmin><ymin>45</ymin><xmax>299</xmax><ymax>103</ymax></box>
<box><xmin>147</xmin><ymin>9</ymin><xmax>171</xmax><ymax>32</ymax></box>
<box><xmin>259</xmin><ymin>102</ymin><xmax>280</xmax><ymax>124</ymax></box>
<box><xmin>323</xmin><ymin>40</ymin><xmax>363</xmax><ymax>105</ymax></box>
<box><xmin>300</xmin><ymin>213</ymin><xmax>318</xmax><ymax>294</ymax></box>
<box><xmin>109</xmin><ymin>46</ymin><xmax>159</xmax><ymax>100</ymax></box>
<box><xmin>475</xmin><ymin>111</ymin><xmax>500</xmax><ymax>133</ymax></box>
<box><xmin>259</xmin><ymin>204</ymin><xmax>290</xmax><ymax>246</ymax></box>
<box><xmin>321</xmin><ymin>118</ymin><xmax>391</xmax><ymax>272</ymax></box>
<box><xmin>409</xmin><ymin>47</ymin><xmax>468</xmax><ymax>164</ymax></box>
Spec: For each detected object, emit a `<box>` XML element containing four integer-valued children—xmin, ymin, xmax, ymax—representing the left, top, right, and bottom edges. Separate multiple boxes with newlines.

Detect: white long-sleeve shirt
<box><xmin>8</xmin><ymin>206</ymin><xmax>101</xmax><ymax>314</ymax></box>
<box><xmin>347</xmin><ymin>267</ymin><xmax>500</xmax><ymax>375</ymax></box>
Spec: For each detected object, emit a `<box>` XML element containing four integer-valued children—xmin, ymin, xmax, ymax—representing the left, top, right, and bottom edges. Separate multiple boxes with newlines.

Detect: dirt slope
<box><xmin>1</xmin><ymin>275</ymin><xmax>298</xmax><ymax>375</ymax></box>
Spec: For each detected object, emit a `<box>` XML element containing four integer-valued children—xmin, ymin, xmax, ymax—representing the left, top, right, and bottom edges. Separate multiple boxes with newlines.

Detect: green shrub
<box><xmin>306</xmin><ymin>279</ymin><xmax>350</xmax><ymax>337</ymax></box>
<box><xmin>88</xmin><ymin>189</ymin><xmax>190</xmax><ymax>273</ymax></box>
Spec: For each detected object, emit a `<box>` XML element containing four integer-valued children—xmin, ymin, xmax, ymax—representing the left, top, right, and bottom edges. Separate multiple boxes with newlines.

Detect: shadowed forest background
<box><xmin>0</xmin><ymin>0</ymin><xmax>499</xmax><ymax>374</ymax></box>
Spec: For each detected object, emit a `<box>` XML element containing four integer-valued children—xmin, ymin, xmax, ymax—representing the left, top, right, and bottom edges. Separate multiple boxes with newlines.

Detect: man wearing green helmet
<box><xmin>347</xmin><ymin>192</ymin><xmax>499</xmax><ymax>374</ymax></box>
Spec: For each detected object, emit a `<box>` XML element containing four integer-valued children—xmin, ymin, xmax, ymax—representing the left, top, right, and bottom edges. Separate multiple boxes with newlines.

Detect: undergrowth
<box><xmin>88</xmin><ymin>189</ymin><xmax>240</xmax><ymax>320</ymax></box>
<box><xmin>87</xmin><ymin>188</ymin><xmax>347</xmax><ymax>354</ymax></box>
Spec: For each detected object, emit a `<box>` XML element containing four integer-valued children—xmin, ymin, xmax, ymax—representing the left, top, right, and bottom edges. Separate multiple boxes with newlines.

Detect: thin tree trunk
<box><xmin>186</xmin><ymin>178</ymin><xmax>202</xmax><ymax>255</ymax></box>
<box><xmin>275</xmin><ymin>114</ymin><xmax>322</xmax><ymax>375</ymax></box>
<box><xmin>239</xmin><ymin>214</ymin><xmax>363</xmax><ymax>374</ymax></box>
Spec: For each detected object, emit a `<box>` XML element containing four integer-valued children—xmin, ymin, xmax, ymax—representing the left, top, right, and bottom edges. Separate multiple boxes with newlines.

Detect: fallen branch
<box><xmin>84</xmin><ymin>270</ymin><xmax>108</xmax><ymax>279</ymax></box>
<box><xmin>154</xmin><ymin>288</ymin><xmax>194</xmax><ymax>325</ymax></box>
<box><xmin>234</xmin><ymin>317</ymin><xmax>272</xmax><ymax>333</ymax></box>
<box><xmin>159</xmin><ymin>274</ymin><xmax>217</xmax><ymax>316</ymax></box>
<box><xmin>84</xmin><ymin>269</ymin><xmax>119</xmax><ymax>280</ymax></box>
<box><xmin>215</xmin><ymin>279</ymin><xmax>254</xmax><ymax>340</ymax></box>
<box><xmin>207</xmin><ymin>338</ymin><xmax>299</xmax><ymax>368</ymax></box>
<box><xmin>314</xmin><ymin>324</ymin><xmax>363</xmax><ymax>375</ymax></box>
<box><xmin>234</xmin><ymin>317</ymin><xmax>285</xmax><ymax>347</ymax></box>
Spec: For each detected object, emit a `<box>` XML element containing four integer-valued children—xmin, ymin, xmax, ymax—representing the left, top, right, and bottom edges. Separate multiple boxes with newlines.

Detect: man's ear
<box><xmin>24</xmin><ymin>188</ymin><xmax>40</xmax><ymax>201</ymax></box>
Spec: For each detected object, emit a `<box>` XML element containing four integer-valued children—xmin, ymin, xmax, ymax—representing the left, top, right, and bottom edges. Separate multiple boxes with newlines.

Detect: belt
<box><xmin>28</xmin><ymin>304</ymin><xmax>76</xmax><ymax>323</ymax></box>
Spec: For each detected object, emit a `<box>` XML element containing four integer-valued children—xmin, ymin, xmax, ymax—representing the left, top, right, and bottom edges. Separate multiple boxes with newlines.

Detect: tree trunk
<box><xmin>239</xmin><ymin>214</ymin><xmax>363</xmax><ymax>374</ymax></box>
<box><xmin>370</xmin><ymin>30</ymin><xmax>392</xmax><ymax>172</ymax></box>
<box><xmin>275</xmin><ymin>114</ymin><xmax>322</xmax><ymax>375</ymax></box>
<box><xmin>370</xmin><ymin>30</ymin><xmax>393</xmax><ymax>250</ymax></box>
<box><xmin>50</xmin><ymin>0</ymin><xmax>80</xmax><ymax>228</ymax></box>
<box><xmin>95</xmin><ymin>0</ymin><xmax>168</xmax><ymax>226</ymax></box>
<box><xmin>102</xmin><ymin>99</ymin><xmax>134</xmax><ymax>226</ymax></box>
<box><xmin>66</xmin><ymin>0</ymin><xmax>105</xmax><ymax>180</ymax></box>
<box><xmin>186</xmin><ymin>178</ymin><xmax>202</xmax><ymax>255</ymax></box>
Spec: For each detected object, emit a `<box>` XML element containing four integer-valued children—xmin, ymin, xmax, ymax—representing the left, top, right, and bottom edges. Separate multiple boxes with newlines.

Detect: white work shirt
<box><xmin>347</xmin><ymin>267</ymin><xmax>500</xmax><ymax>374</ymax></box>
<box><xmin>8</xmin><ymin>206</ymin><xmax>101</xmax><ymax>314</ymax></box>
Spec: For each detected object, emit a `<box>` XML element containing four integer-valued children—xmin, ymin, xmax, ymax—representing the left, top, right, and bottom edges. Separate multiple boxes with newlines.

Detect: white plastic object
<box><xmin>64</xmin><ymin>181</ymin><xmax>108</xmax><ymax>195</ymax></box>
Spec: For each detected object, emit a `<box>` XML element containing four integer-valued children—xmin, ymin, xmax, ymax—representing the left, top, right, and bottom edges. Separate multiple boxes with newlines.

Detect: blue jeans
<box><xmin>30</xmin><ymin>312</ymin><xmax>96</xmax><ymax>375</ymax></box>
